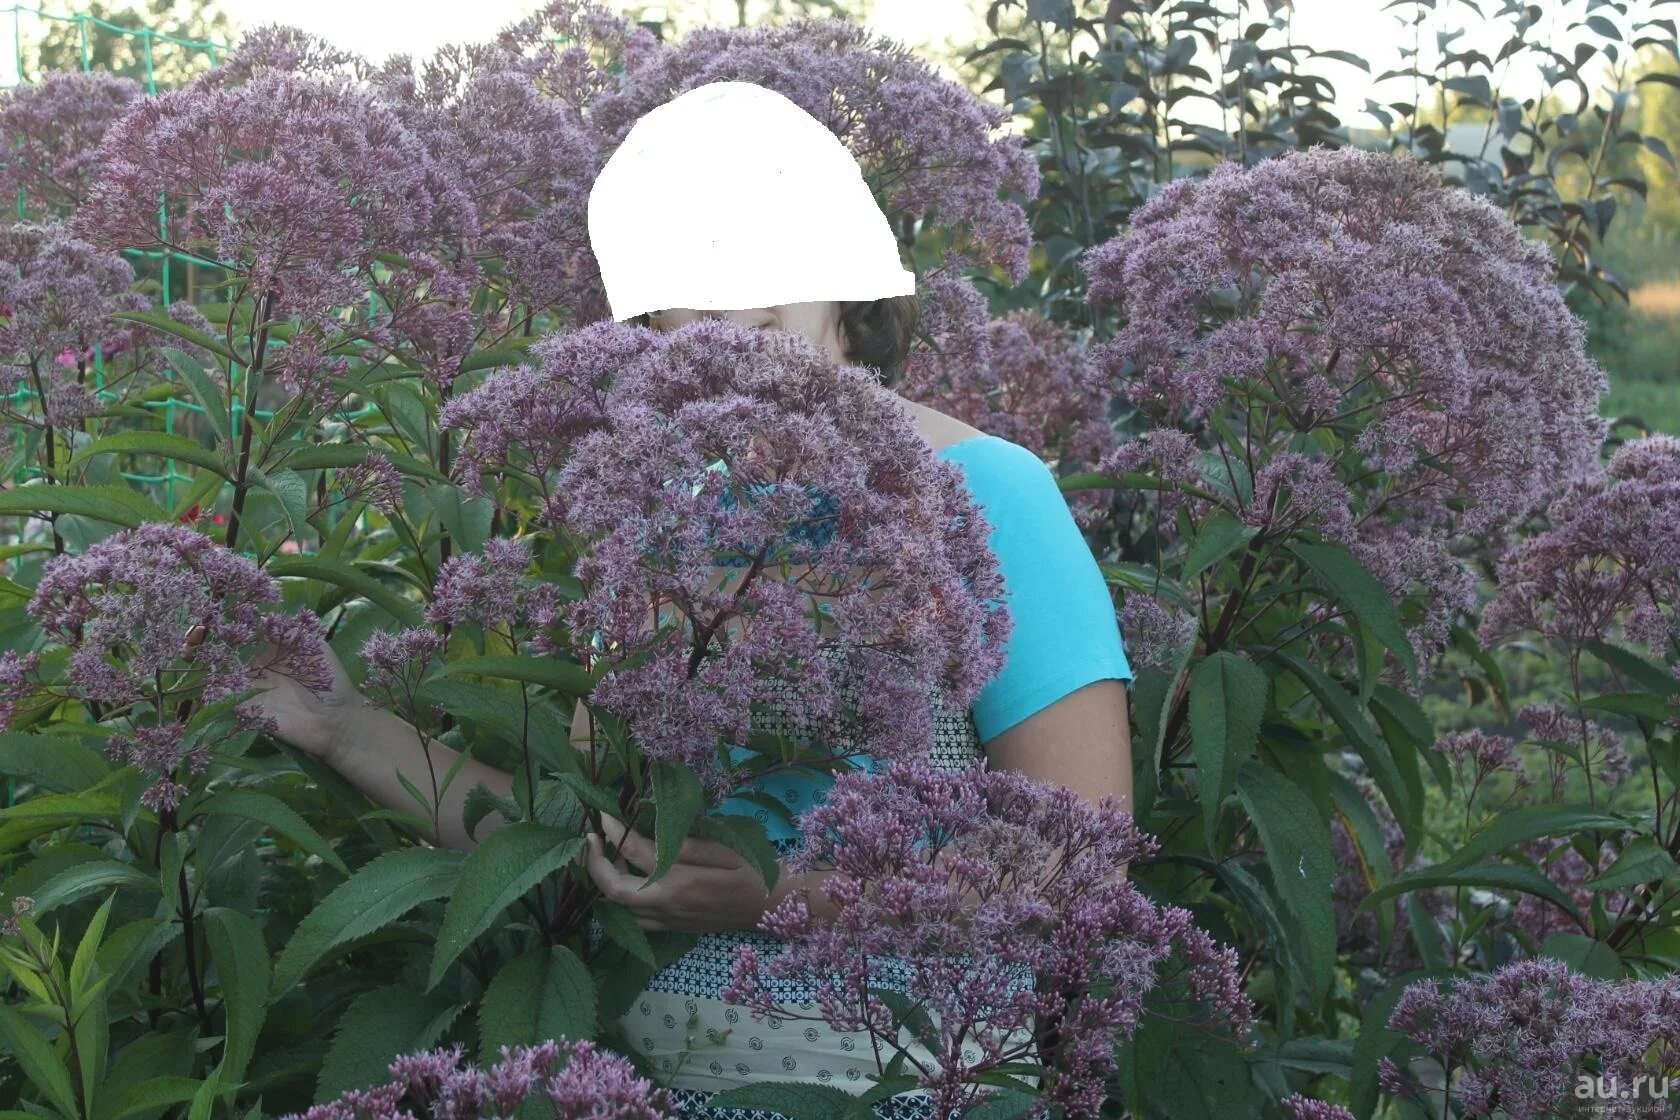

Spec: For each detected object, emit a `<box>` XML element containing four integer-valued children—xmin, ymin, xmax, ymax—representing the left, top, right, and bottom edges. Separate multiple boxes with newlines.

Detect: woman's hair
<box><xmin>631</xmin><ymin>294</ymin><xmax>921</xmax><ymax>385</ymax></box>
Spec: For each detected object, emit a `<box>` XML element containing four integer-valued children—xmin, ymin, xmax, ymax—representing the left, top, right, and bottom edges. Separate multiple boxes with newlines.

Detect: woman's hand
<box><xmin>248</xmin><ymin>639</ymin><xmax>363</xmax><ymax>767</ymax></box>
<box><xmin>584</xmin><ymin>816</ymin><xmax>785</xmax><ymax>933</ymax></box>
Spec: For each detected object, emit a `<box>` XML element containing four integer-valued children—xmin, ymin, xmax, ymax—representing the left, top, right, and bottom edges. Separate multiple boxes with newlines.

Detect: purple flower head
<box><xmin>370</xmin><ymin>40</ymin><xmax>607</xmax><ymax>325</ymax></box>
<box><xmin>725</xmin><ymin>759</ymin><xmax>1252</xmax><ymax>1116</ymax></box>
<box><xmin>447</xmin><ymin>318</ymin><xmax>1009</xmax><ymax>798</ymax></box>
<box><xmin>1117</xmin><ymin>593</ymin><xmax>1197</xmax><ymax>674</ymax></box>
<box><xmin>360</xmin><ymin>628</ymin><xmax>445</xmax><ymax>699</ymax></box>
<box><xmin>0</xmin><ymin>71</ymin><xmax>142</xmax><ymax>217</ymax></box>
<box><xmin>901</xmin><ymin>276</ymin><xmax>1115</xmax><ymax>527</ymax></box>
<box><xmin>0</xmin><ymin>221</ymin><xmax>150</xmax><ymax>425</ymax></box>
<box><xmin>1</xmin><ymin>894</ymin><xmax>33</xmax><ymax>938</ymax></box>
<box><xmin>337</xmin><ymin>452</ymin><xmax>405</xmax><ymax>516</ymax></box>
<box><xmin>427</xmin><ymin>537</ymin><xmax>562</xmax><ymax>640</ymax></box>
<box><xmin>0</xmin><ymin>650</ymin><xmax>40</xmax><ymax>732</ymax></box>
<box><xmin>1383</xmin><ymin>958</ymin><xmax>1680</xmax><ymax>1120</ymax></box>
<box><xmin>1083</xmin><ymin>147</ymin><xmax>1609</xmax><ymax>668</ymax></box>
<box><xmin>27</xmin><ymin>523</ymin><xmax>330</xmax><ymax>711</ymax></box>
<box><xmin>287</xmin><ymin>1039</ymin><xmax>676</xmax><ymax>1120</ymax></box>
<box><xmin>1481</xmin><ymin>436</ymin><xmax>1680</xmax><ymax>656</ymax></box>
<box><xmin>593</xmin><ymin>19</ymin><xmax>1037</xmax><ymax>280</ymax></box>
<box><xmin>72</xmin><ymin>68</ymin><xmax>477</xmax><ymax>399</ymax></box>
<box><xmin>1282</xmin><ymin>1096</ymin><xmax>1357</xmax><ymax>1120</ymax></box>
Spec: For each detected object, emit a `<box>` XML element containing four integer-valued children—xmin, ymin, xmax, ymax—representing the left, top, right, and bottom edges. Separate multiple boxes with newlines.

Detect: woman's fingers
<box><xmin>599</xmin><ymin>813</ymin><xmax>740</xmax><ymax>870</ymax></box>
<box><xmin>586</xmin><ymin>832</ymin><xmax>656</xmax><ymax>906</ymax></box>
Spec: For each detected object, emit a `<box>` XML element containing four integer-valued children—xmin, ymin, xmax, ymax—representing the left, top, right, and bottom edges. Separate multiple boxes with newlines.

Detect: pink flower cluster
<box><xmin>901</xmin><ymin>274</ymin><xmax>1116</xmax><ymax>526</ymax></box>
<box><xmin>724</xmin><ymin>758</ymin><xmax>1254</xmax><ymax>1117</ymax></box>
<box><xmin>589</xmin><ymin>17</ymin><xmax>1039</xmax><ymax>281</ymax></box>
<box><xmin>1481</xmin><ymin>435</ymin><xmax>1680</xmax><ymax>655</ymax></box>
<box><xmin>1084</xmin><ymin>146</ymin><xmax>1609</xmax><ymax>666</ymax></box>
<box><xmin>25</xmin><ymin>523</ymin><xmax>333</xmax><ymax>810</ymax></box>
<box><xmin>445</xmin><ymin>319</ymin><xmax>1009</xmax><ymax>797</ymax></box>
<box><xmin>0</xmin><ymin>221</ymin><xmax>151</xmax><ymax>429</ymax></box>
<box><xmin>0</xmin><ymin>71</ymin><xmax>141</xmax><ymax>217</ymax></box>
<box><xmin>1383</xmin><ymin>957</ymin><xmax>1680</xmax><ymax>1120</ymax></box>
<box><xmin>283</xmin><ymin>1040</ymin><xmax>676</xmax><ymax>1120</ymax></box>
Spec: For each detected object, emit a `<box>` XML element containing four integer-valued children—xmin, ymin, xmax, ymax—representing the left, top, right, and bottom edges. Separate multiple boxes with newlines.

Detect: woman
<box><xmin>251</xmin><ymin>81</ymin><xmax>1134</xmax><ymax>1115</ymax></box>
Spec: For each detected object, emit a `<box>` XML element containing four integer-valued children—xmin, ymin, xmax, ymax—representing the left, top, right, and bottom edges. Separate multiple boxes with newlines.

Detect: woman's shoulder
<box><xmin>937</xmin><ymin>434</ymin><xmax>1063</xmax><ymax>518</ymax></box>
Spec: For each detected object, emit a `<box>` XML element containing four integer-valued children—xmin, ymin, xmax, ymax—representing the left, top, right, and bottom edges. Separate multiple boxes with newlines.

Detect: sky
<box><xmin>11</xmin><ymin>0</ymin><xmax>1668</xmax><ymax>128</ymax></box>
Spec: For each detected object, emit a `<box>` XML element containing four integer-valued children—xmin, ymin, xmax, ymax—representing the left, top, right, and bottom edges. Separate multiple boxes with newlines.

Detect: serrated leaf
<box><xmin>316</xmin><ymin>985</ymin><xmax>460</xmax><ymax>1102</ymax></box>
<box><xmin>650</xmin><ymin>761</ymin><xmax>704</xmax><ymax>882</ymax></box>
<box><xmin>0</xmin><ymin>1004</ymin><xmax>79</xmax><ymax>1120</ymax></box>
<box><xmin>1188</xmin><ymin>651</ymin><xmax>1267</xmax><ymax>844</ymax></box>
<box><xmin>1182</xmin><ymin>510</ymin><xmax>1258</xmax><ymax>581</ymax></box>
<box><xmin>1360</xmin><ymin>861</ymin><xmax>1588</xmax><ymax>920</ymax></box>
<box><xmin>203</xmin><ymin>908</ymin><xmax>270</xmax><ymax>1088</ymax></box>
<box><xmin>1275</xmin><ymin>650</ymin><xmax>1420</xmax><ymax>854</ymax></box>
<box><xmin>98</xmin><ymin>1076</ymin><xmax>206</xmax><ymax>1120</ymax></box>
<box><xmin>478</xmin><ymin>945</ymin><xmax>596</xmax><ymax>1058</ymax></box>
<box><xmin>0</xmin><ymin>732</ymin><xmax>111</xmax><ymax>792</ymax></box>
<box><xmin>1234</xmin><ymin>761</ymin><xmax>1336</xmax><ymax>1008</ymax></box>
<box><xmin>427</xmin><ymin>824</ymin><xmax>582</xmax><ymax>990</ymax></box>
<box><xmin>248</xmin><ymin>466</ymin><xmax>310</xmax><ymax>538</ymax></box>
<box><xmin>272</xmin><ymin>847</ymin><xmax>464</xmax><ymax>995</ymax></box>
<box><xmin>440</xmin><ymin>655</ymin><xmax>595</xmax><ymax>695</ymax></box>
<box><xmin>268</xmin><ymin>556</ymin><xmax>423</xmax><ymax>626</ymax></box>
<box><xmin>1287</xmin><ymin>541</ymin><xmax>1417</xmax><ymax>680</ymax></box>
<box><xmin>1582</xmin><ymin>835</ymin><xmax>1680</xmax><ymax>891</ymax></box>
<box><xmin>0</xmin><ymin>484</ymin><xmax>167</xmax><ymax>527</ymax></box>
<box><xmin>112</xmin><ymin>312</ymin><xmax>238</xmax><ymax>364</ymax></box>
<box><xmin>69</xmin><ymin>431</ymin><xmax>228</xmax><ymax>479</ymax></box>
<box><xmin>198</xmin><ymin>789</ymin><xmax>348</xmax><ymax>874</ymax></box>
<box><xmin>692</xmin><ymin>814</ymin><xmax>780</xmax><ymax>893</ymax></box>
<box><xmin>593</xmin><ymin>898</ymin><xmax>655</xmax><ymax>967</ymax></box>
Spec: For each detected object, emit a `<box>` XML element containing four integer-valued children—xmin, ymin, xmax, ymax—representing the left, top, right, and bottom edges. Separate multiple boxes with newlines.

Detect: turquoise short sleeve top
<box><xmin>714</xmin><ymin>433</ymin><xmax>1132</xmax><ymax>841</ymax></box>
<box><xmin>942</xmin><ymin>433</ymin><xmax>1133</xmax><ymax>740</ymax></box>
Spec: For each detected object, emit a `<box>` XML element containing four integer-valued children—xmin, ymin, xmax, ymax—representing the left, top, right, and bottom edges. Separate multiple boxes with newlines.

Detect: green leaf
<box><xmin>592</xmin><ymin>898</ymin><xmax>655</xmax><ymax>967</ymax></box>
<box><xmin>316</xmin><ymin>985</ymin><xmax>460</xmax><ymax>1102</ymax></box>
<box><xmin>98</xmin><ymin>1077</ymin><xmax>206</xmax><ymax>1120</ymax></box>
<box><xmin>271</xmin><ymin>847</ymin><xmax>464</xmax><ymax>995</ymax></box>
<box><xmin>1182</xmin><ymin>510</ymin><xmax>1258</xmax><ymax>581</ymax></box>
<box><xmin>159</xmin><ymin>346</ymin><xmax>233</xmax><ymax>446</ymax></box>
<box><xmin>1580</xmin><ymin>639</ymin><xmax>1680</xmax><ymax>697</ymax></box>
<box><xmin>203</xmin><ymin>908</ymin><xmax>270</xmax><ymax>1088</ymax></box>
<box><xmin>247</xmin><ymin>466</ymin><xmax>310</xmax><ymax>538</ymax></box>
<box><xmin>111</xmin><ymin>311</ymin><xmax>239</xmax><ymax>364</ymax></box>
<box><xmin>1287</xmin><ymin>541</ymin><xmax>1417</xmax><ymax>680</ymax></box>
<box><xmin>1583</xmin><ymin>835</ymin><xmax>1680</xmax><ymax>891</ymax></box>
<box><xmin>706</xmin><ymin>1084</ymin><xmax>870</xmax><ymax>1120</ymax></box>
<box><xmin>0</xmin><ymin>1004</ymin><xmax>79</xmax><ymax>1120</ymax></box>
<box><xmin>440</xmin><ymin>655</ymin><xmax>595</xmax><ymax>696</ymax></box>
<box><xmin>198</xmin><ymin>789</ymin><xmax>348</xmax><ymax>874</ymax></box>
<box><xmin>1349</xmin><ymin>968</ymin><xmax>1453</xmax><ymax>1118</ymax></box>
<box><xmin>69</xmin><ymin>432</ymin><xmax>229</xmax><ymax>479</ymax></box>
<box><xmin>268</xmin><ymin>556</ymin><xmax>423</xmax><ymax>627</ymax></box>
<box><xmin>1361</xmin><ymin>861</ymin><xmax>1587</xmax><ymax>920</ymax></box>
<box><xmin>425</xmin><ymin>483</ymin><xmax>493</xmax><ymax>555</ymax></box>
<box><xmin>692</xmin><ymin>814</ymin><xmax>780</xmax><ymax>893</ymax></box>
<box><xmin>1274</xmin><ymin>650</ymin><xmax>1420</xmax><ymax>854</ymax></box>
<box><xmin>1580</xmin><ymin>691</ymin><xmax>1674</xmax><ymax>724</ymax></box>
<box><xmin>650</xmin><ymin>760</ymin><xmax>704</xmax><ymax>882</ymax></box>
<box><xmin>0</xmin><ymin>484</ymin><xmax>168</xmax><ymax>528</ymax></box>
<box><xmin>273</xmin><ymin>443</ymin><xmax>446</xmax><ymax>483</ymax></box>
<box><xmin>1234</xmin><ymin>761</ymin><xmax>1336</xmax><ymax>1008</ymax></box>
<box><xmin>1188</xmin><ymin>651</ymin><xmax>1268</xmax><ymax>844</ymax></box>
<box><xmin>427</xmin><ymin>824</ymin><xmax>583</xmax><ymax>990</ymax></box>
<box><xmin>478</xmin><ymin>945</ymin><xmax>596</xmax><ymax>1058</ymax></box>
<box><xmin>1441</xmin><ymin>805</ymin><xmax>1630</xmax><ymax>874</ymax></box>
<box><xmin>0</xmin><ymin>732</ymin><xmax>111</xmax><ymax>791</ymax></box>
<box><xmin>69</xmin><ymin>889</ymin><xmax>117</xmax><ymax>1004</ymax></box>
<box><xmin>26</xmin><ymin>857</ymin><xmax>158</xmax><ymax>916</ymax></box>
<box><xmin>1541</xmin><ymin>932</ymin><xmax>1622</xmax><ymax>980</ymax></box>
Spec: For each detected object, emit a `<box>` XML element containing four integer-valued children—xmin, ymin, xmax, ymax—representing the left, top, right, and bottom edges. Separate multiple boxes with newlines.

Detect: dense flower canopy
<box><xmin>443</xmin><ymin>318</ymin><xmax>1010</xmax><ymax>794</ymax></box>
<box><xmin>726</xmin><ymin>759</ymin><xmax>1254</xmax><ymax>1117</ymax></box>
<box><xmin>0</xmin><ymin>71</ymin><xmax>142</xmax><ymax>217</ymax></box>
<box><xmin>589</xmin><ymin>16</ymin><xmax>1040</xmax><ymax>281</ymax></box>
